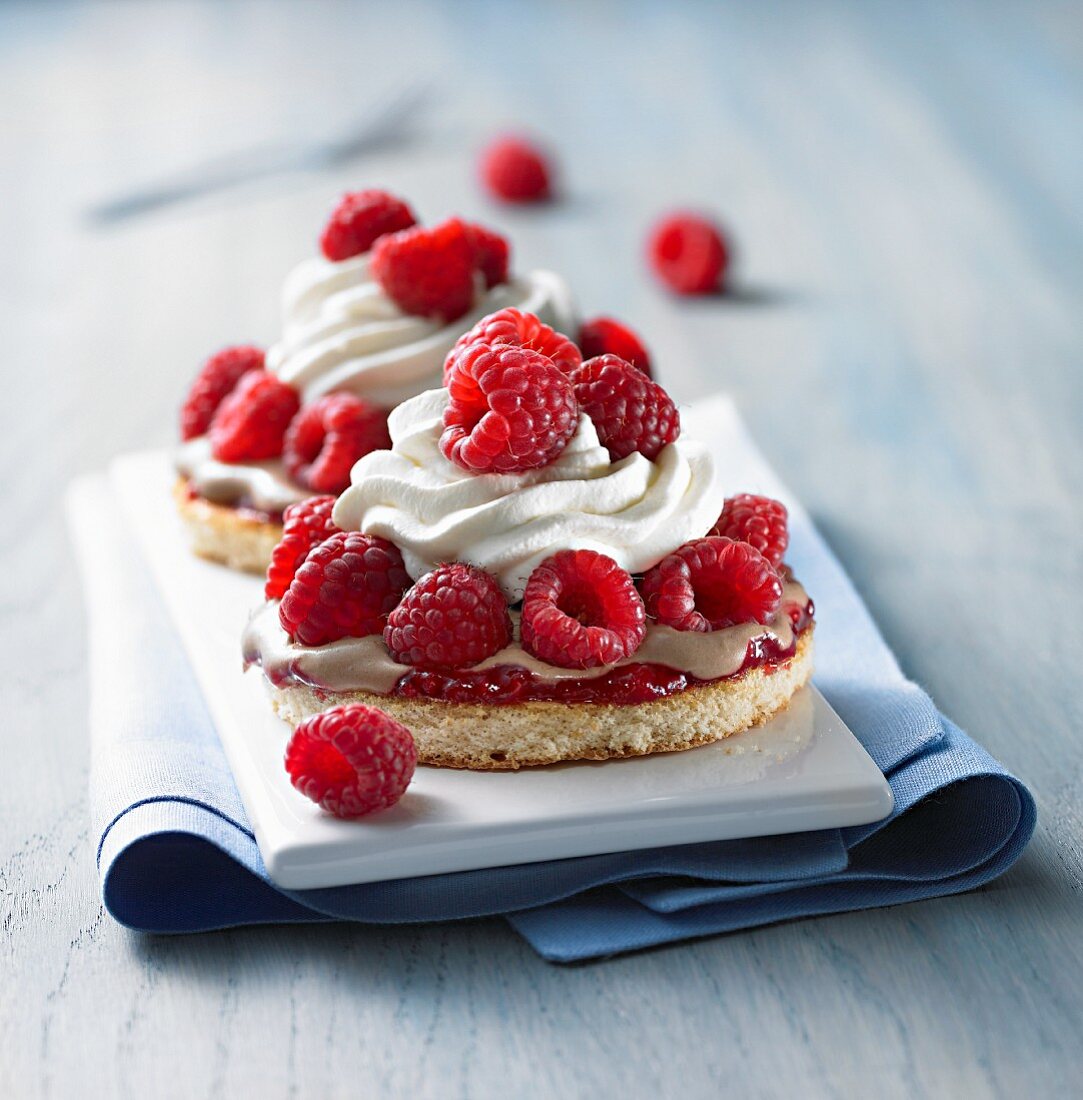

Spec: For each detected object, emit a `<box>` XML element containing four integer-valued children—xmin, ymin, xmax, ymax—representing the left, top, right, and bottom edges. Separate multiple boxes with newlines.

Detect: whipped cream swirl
<box><xmin>332</xmin><ymin>389</ymin><xmax>721</xmax><ymax>600</ymax></box>
<box><xmin>266</xmin><ymin>254</ymin><xmax>577</xmax><ymax>409</ymax></box>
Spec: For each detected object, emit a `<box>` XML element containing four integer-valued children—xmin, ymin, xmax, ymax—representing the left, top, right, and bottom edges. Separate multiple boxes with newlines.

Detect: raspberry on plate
<box><xmin>462</xmin><ymin>221</ymin><xmax>511</xmax><ymax>288</ymax></box>
<box><xmin>371</xmin><ymin>217</ymin><xmax>476</xmax><ymax>323</ymax></box>
<box><xmin>441</xmin><ymin>305</ymin><xmax>584</xmax><ymax>382</ymax></box>
<box><xmin>647</xmin><ymin>212</ymin><xmax>729</xmax><ymax>294</ymax></box>
<box><xmin>443</xmin><ymin>306</ymin><xmax>581</xmax><ymax>383</ymax></box>
<box><xmin>479</xmin><ymin>135</ymin><xmax>553</xmax><ymax>203</ymax></box>
<box><xmin>569</xmin><ymin>354</ymin><xmax>679</xmax><ymax>461</ymax></box>
<box><xmin>279</xmin><ymin>531</ymin><xmax>411</xmax><ymax>647</ymax></box>
<box><xmin>180</xmin><ymin>344</ymin><xmax>265</xmax><ymax>440</ymax></box>
<box><xmin>283</xmin><ymin>393</ymin><xmax>390</xmax><ymax>495</ymax></box>
<box><xmin>264</xmin><ymin>495</ymin><xmax>340</xmax><ymax>600</ymax></box>
<box><xmin>319</xmin><ymin>189</ymin><xmax>417</xmax><ymax>262</ymax></box>
<box><xmin>577</xmin><ymin>317</ymin><xmax>652</xmax><ymax>377</ymax></box>
<box><xmin>639</xmin><ymin>536</ymin><xmax>782</xmax><ymax>631</ymax></box>
<box><xmin>710</xmin><ymin>494</ymin><xmax>789</xmax><ymax>569</ymax></box>
<box><xmin>285</xmin><ymin>704</ymin><xmax>417</xmax><ymax>818</ymax></box>
<box><xmin>385</xmin><ymin>562</ymin><xmax>512</xmax><ymax>669</ymax></box>
<box><xmin>441</xmin><ymin>343</ymin><xmax>578</xmax><ymax>473</ymax></box>
<box><xmin>520</xmin><ymin>550</ymin><xmax>646</xmax><ymax>669</ymax></box>
<box><xmin>209</xmin><ymin>370</ymin><xmax>300</xmax><ymax>463</ymax></box>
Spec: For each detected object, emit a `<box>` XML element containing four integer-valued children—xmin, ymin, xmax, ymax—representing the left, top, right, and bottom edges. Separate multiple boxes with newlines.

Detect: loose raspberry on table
<box><xmin>319</xmin><ymin>189</ymin><xmax>417</xmax><ymax>262</ymax></box>
<box><xmin>710</xmin><ymin>494</ymin><xmax>789</xmax><ymax>569</ymax></box>
<box><xmin>441</xmin><ymin>343</ymin><xmax>578</xmax><ymax>473</ymax></box>
<box><xmin>264</xmin><ymin>495</ymin><xmax>339</xmax><ymax>600</ymax></box>
<box><xmin>479</xmin><ymin>135</ymin><xmax>553</xmax><ymax>203</ymax></box>
<box><xmin>639</xmin><ymin>536</ymin><xmax>782</xmax><ymax>631</ymax></box>
<box><xmin>443</xmin><ymin>306</ymin><xmax>581</xmax><ymax>383</ymax></box>
<box><xmin>520</xmin><ymin>550</ymin><xmax>646</xmax><ymax>669</ymax></box>
<box><xmin>371</xmin><ymin>217</ymin><xmax>475</xmax><ymax>323</ymax></box>
<box><xmin>209</xmin><ymin>370</ymin><xmax>300</xmax><ymax>463</ymax></box>
<box><xmin>462</xmin><ymin>221</ymin><xmax>511</xmax><ymax>288</ymax></box>
<box><xmin>180</xmin><ymin>344</ymin><xmax>265</xmax><ymax>440</ymax></box>
<box><xmin>285</xmin><ymin>704</ymin><xmax>416</xmax><ymax>818</ymax></box>
<box><xmin>647</xmin><ymin>212</ymin><xmax>729</xmax><ymax>294</ymax></box>
<box><xmin>279</xmin><ymin>531</ymin><xmax>411</xmax><ymax>647</ymax></box>
<box><xmin>569</xmin><ymin>354</ymin><xmax>679</xmax><ymax>461</ymax></box>
<box><xmin>384</xmin><ymin>563</ymin><xmax>512</xmax><ymax>670</ymax></box>
<box><xmin>283</xmin><ymin>393</ymin><xmax>390</xmax><ymax>495</ymax></box>
<box><xmin>577</xmin><ymin>317</ymin><xmax>652</xmax><ymax>377</ymax></box>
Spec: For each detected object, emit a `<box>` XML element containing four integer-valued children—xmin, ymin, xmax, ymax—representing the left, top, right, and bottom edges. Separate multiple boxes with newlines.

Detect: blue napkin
<box><xmin>68</xmin><ymin>419</ymin><xmax>1034</xmax><ymax>962</ymax></box>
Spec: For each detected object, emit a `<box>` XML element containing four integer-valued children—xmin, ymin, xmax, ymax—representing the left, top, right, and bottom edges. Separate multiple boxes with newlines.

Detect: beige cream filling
<box><xmin>175</xmin><ymin>437</ymin><xmax>308</xmax><ymax>515</ymax></box>
<box><xmin>243</xmin><ymin>580</ymin><xmax>809</xmax><ymax>695</ymax></box>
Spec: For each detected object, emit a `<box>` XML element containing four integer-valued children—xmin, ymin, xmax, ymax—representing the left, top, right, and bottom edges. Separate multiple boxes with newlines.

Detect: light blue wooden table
<box><xmin>3</xmin><ymin>1</ymin><xmax>1081</xmax><ymax>1095</ymax></box>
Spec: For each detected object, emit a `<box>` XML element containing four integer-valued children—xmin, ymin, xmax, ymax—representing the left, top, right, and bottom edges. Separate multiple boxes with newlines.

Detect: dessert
<box><xmin>174</xmin><ymin>190</ymin><xmax>577</xmax><ymax>572</ymax></box>
<box><xmin>243</xmin><ymin>313</ymin><xmax>815</xmax><ymax>770</ymax></box>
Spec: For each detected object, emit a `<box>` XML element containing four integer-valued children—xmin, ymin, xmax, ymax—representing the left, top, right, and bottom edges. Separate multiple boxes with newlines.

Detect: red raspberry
<box><xmin>479</xmin><ymin>135</ymin><xmax>553</xmax><ymax>203</ymax></box>
<box><xmin>285</xmin><ymin>704</ymin><xmax>416</xmax><ymax>818</ymax></box>
<box><xmin>639</xmin><ymin>537</ymin><xmax>782</xmax><ymax>631</ymax></box>
<box><xmin>462</xmin><ymin>221</ymin><xmax>511</xmax><ymax>288</ymax></box>
<box><xmin>441</xmin><ymin>343</ymin><xmax>578</xmax><ymax>473</ymax></box>
<box><xmin>710</xmin><ymin>494</ymin><xmax>789</xmax><ymax>569</ymax></box>
<box><xmin>279</xmin><ymin>531</ymin><xmax>411</xmax><ymax>646</ymax></box>
<box><xmin>371</xmin><ymin>218</ymin><xmax>475</xmax><ymax>323</ymax></box>
<box><xmin>180</xmin><ymin>345</ymin><xmax>264</xmax><ymax>440</ymax></box>
<box><xmin>264</xmin><ymin>495</ymin><xmax>339</xmax><ymax>600</ymax></box>
<box><xmin>569</xmin><ymin>355</ymin><xmax>679</xmax><ymax>461</ymax></box>
<box><xmin>283</xmin><ymin>393</ymin><xmax>390</xmax><ymax>495</ymax></box>
<box><xmin>209</xmin><ymin>371</ymin><xmax>300</xmax><ymax>463</ymax></box>
<box><xmin>577</xmin><ymin>317</ymin><xmax>652</xmax><ymax>377</ymax></box>
<box><xmin>319</xmin><ymin>189</ymin><xmax>417</xmax><ymax>262</ymax></box>
<box><xmin>444</xmin><ymin>307</ymin><xmax>581</xmax><ymax>384</ymax></box>
<box><xmin>384</xmin><ymin>563</ymin><xmax>512</xmax><ymax>669</ymax></box>
<box><xmin>647</xmin><ymin>212</ymin><xmax>729</xmax><ymax>294</ymax></box>
<box><xmin>521</xmin><ymin>550</ymin><xmax>646</xmax><ymax>669</ymax></box>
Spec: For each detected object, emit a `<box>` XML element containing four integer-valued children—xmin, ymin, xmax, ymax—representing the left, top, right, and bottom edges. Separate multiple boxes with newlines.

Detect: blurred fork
<box><xmin>86</xmin><ymin>82</ymin><xmax>428</xmax><ymax>225</ymax></box>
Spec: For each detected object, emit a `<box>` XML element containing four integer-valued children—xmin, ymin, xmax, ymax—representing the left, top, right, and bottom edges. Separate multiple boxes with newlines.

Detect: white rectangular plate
<box><xmin>111</xmin><ymin>449</ymin><xmax>893</xmax><ymax>890</ymax></box>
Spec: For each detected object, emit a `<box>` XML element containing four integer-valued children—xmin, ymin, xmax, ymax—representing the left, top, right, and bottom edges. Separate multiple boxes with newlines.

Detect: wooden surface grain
<box><xmin>3</xmin><ymin>1</ymin><xmax>1082</xmax><ymax>1096</ymax></box>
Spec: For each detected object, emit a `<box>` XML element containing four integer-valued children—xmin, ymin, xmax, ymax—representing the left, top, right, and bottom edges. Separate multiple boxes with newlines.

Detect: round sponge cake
<box><xmin>173</xmin><ymin>478</ymin><xmax>281</xmax><ymax>575</ymax></box>
<box><xmin>262</xmin><ymin>630</ymin><xmax>813</xmax><ymax>770</ymax></box>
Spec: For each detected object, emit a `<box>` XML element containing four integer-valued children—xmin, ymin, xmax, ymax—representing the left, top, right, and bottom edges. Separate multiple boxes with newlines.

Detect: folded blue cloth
<box><xmin>68</xmin><ymin>416</ymin><xmax>1035</xmax><ymax>962</ymax></box>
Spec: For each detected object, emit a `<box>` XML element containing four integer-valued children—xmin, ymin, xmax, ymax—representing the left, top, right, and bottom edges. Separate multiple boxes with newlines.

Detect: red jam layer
<box><xmin>393</xmin><ymin>603</ymin><xmax>813</xmax><ymax>706</ymax></box>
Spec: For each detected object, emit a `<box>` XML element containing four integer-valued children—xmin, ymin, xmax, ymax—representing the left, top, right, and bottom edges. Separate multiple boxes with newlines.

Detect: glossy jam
<box><xmin>393</xmin><ymin>601</ymin><xmax>814</xmax><ymax>706</ymax></box>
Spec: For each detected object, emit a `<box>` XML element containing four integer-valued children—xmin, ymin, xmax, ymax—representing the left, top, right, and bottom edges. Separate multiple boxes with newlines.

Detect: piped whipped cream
<box><xmin>332</xmin><ymin>389</ymin><xmax>721</xmax><ymax>601</ymax></box>
<box><xmin>242</xmin><ymin>580</ymin><xmax>810</xmax><ymax>695</ymax></box>
<box><xmin>266</xmin><ymin>254</ymin><xmax>577</xmax><ymax>409</ymax></box>
<box><xmin>175</xmin><ymin>437</ymin><xmax>307</xmax><ymax>517</ymax></box>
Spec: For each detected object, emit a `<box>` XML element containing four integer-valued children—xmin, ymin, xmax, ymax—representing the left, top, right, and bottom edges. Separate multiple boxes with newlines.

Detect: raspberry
<box><xmin>520</xmin><ymin>550</ymin><xmax>646</xmax><ymax>669</ymax></box>
<box><xmin>384</xmin><ymin>563</ymin><xmax>512</xmax><ymax>669</ymax></box>
<box><xmin>639</xmin><ymin>537</ymin><xmax>782</xmax><ymax>631</ymax></box>
<box><xmin>319</xmin><ymin>189</ymin><xmax>417</xmax><ymax>262</ymax></box>
<box><xmin>264</xmin><ymin>495</ymin><xmax>339</xmax><ymax>600</ymax></box>
<box><xmin>578</xmin><ymin>317</ymin><xmax>652</xmax><ymax>377</ymax></box>
<box><xmin>647</xmin><ymin>212</ymin><xmax>729</xmax><ymax>294</ymax></box>
<box><xmin>479</xmin><ymin>135</ymin><xmax>552</xmax><ymax>203</ymax></box>
<box><xmin>283</xmin><ymin>393</ymin><xmax>390</xmax><ymax>495</ymax></box>
<box><xmin>443</xmin><ymin>307</ymin><xmax>581</xmax><ymax>384</ymax></box>
<box><xmin>279</xmin><ymin>531</ymin><xmax>410</xmax><ymax>646</ymax></box>
<box><xmin>462</xmin><ymin>221</ymin><xmax>511</xmax><ymax>288</ymax></box>
<box><xmin>285</xmin><ymin>704</ymin><xmax>416</xmax><ymax>818</ymax></box>
<box><xmin>569</xmin><ymin>355</ymin><xmax>679</xmax><ymax>461</ymax></box>
<box><xmin>710</xmin><ymin>494</ymin><xmax>789</xmax><ymax>569</ymax></box>
<box><xmin>209</xmin><ymin>371</ymin><xmax>300</xmax><ymax>462</ymax></box>
<box><xmin>441</xmin><ymin>343</ymin><xmax>578</xmax><ymax>473</ymax></box>
<box><xmin>371</xmin><ymin>217</ymin><xmax>475</xmax><ymax>323</ymax></box>
<box><xmin>180</xmin><ymin>345</ymin><xmax>264</xmax><ymax>440</ymax></box>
